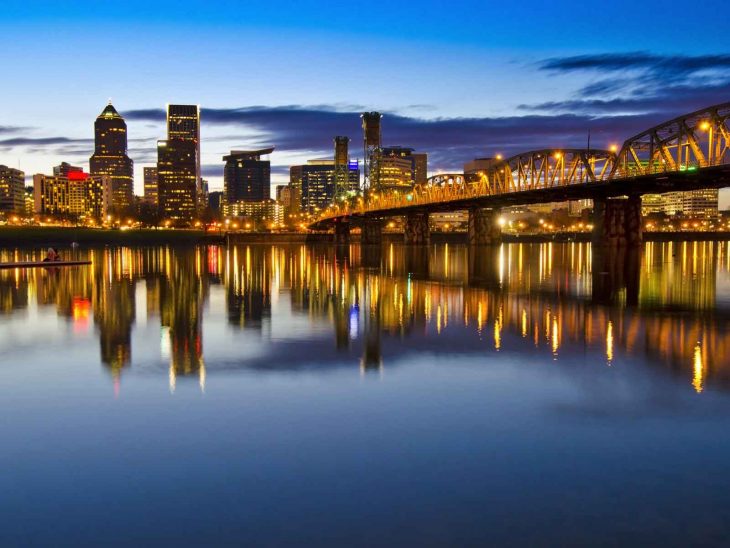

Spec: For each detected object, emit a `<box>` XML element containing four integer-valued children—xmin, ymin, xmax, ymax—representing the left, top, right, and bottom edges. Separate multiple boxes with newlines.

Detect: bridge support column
<box><xmin>334</xmin><ymin>220</ymin><xmax>350</xmax><ymax>245</ymax></box>
<box><xmin>361</xmin><ymin>219</ymin><xmax>383</xmax><ymax>245</ymax></box>
<box><xmin>468</xmin><ymin>207</ymin><xmax>502</xmax><ymax>245</ymax></box>
<box><xmin>592</xmin><ymin>196</ymin><xmax>643</xmax><ymax>248</ymax></box>
<box><xmin>404</xmin><ymin>211</ymin><xmax>430</xmax><ymax>245</ymax></box>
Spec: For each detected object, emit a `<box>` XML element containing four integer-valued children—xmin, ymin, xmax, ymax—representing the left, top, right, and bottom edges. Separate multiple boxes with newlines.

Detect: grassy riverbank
<box><xmin>0</xmin><ymin>227</ymin><xmax>224</xmax><ymax>247</ymax></box>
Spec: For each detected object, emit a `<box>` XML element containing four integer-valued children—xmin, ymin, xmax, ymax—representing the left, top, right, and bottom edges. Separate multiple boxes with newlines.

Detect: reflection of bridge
<box><xmin>313</xmin><ymin>102</ymin><xmax>730</xmax><ymax>247</ymax></box>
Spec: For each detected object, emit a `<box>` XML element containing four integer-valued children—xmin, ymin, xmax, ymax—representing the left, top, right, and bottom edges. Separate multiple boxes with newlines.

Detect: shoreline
<box><xmin>1</xmin><ymin>226</ymin><xmax>729</xmax><ymax>248</ymax></box>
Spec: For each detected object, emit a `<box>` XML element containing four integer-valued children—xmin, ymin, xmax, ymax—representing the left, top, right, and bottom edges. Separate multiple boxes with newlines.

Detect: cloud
<box><xmin>519</xmin><ymin>81</ymin><xmax>730</xmax><ymax>116</ymax></box>
<box><xmin>0</xmin><ymin>126</ymin><xmax>28</xmax><ymax>135</ymax></box>
<box><xmin>121</xmin><ymin>104</ymin><xmax>691</xmax><ymax>173</ymax></box>
<box><xmin>0</xmin><ymin>136</ymin><xmax>92</xmax><ymax>146</ymax></box>
<box><xmin>538</xmin><ymin>52</ymin><xmax>730</xmax><ymax>81</ymax></box>
<box><xmin>525</xmin><ymin>51</ymin><xmax>730</xmax><ymax>121</ymax></box>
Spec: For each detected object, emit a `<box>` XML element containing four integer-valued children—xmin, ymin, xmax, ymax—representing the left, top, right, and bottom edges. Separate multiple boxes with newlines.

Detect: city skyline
<box><xmin>1</xmin><ymin>1</ymin><xmax>729</xmax><ymax>207</ymax></box>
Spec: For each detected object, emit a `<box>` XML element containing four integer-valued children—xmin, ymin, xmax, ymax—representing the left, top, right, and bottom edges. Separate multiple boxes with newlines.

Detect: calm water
<box><xmin>1</xmin><ymin>242</ymin><xmax>730</xmax><ymax>546</ymax></box>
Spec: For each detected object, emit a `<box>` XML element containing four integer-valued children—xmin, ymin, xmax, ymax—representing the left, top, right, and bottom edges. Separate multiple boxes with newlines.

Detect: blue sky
<box><xmin>1</xmin><ymin>0</ymin><xmax>729</xmax><ymax>206</ymax></box>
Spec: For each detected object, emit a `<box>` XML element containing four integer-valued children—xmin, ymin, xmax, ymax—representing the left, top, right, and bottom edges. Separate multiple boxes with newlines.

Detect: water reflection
<box><xmin>0</xmin><ymin>242</ymin><xmax>728</xmax><ymax>394</ymax></box>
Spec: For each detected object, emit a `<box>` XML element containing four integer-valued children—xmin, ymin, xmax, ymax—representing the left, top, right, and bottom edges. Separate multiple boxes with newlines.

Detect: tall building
<box><xmin>0</xmin><ymin>165</ymin><xmax>25</xmax><ymax>214</ymax></box>
<box><xmin>223</xmin><ymin>148</ymin><xmax>273</xmax><ymax>216</ymax></box>
<box><xmin>143</xmin><ymin>167</ymin><xmax>158</xmax><ymax>206</ymax></box>
<box><xmin>334</xmin><ymin>136</ymin><xmax>354</xmax><ymax>200</ymax></box>
<box><xmin>89</xmin><ymin>103</ymin><xmax>134</xmax><ymax>211</ymax></box>
<box><xmin>412</xmin><ymin>152</ymin><xmax>428</xmax><ymax>185</ymax></box>
<box><xmin>291</xmin><ymin>159</ymin><xmax>360</xmax><ymax>213</ymax></box>
<box><xmin>34</xmin><ymin>166</ymin><xmax>111</xmax><ymax>220</ymax></box>
<box><xmin>167</xmin><ymin>105</ymin><xmax>201</xmax><ymax>204</ymax></box>
<box><xmin>361</xmin><ymin>112</ymin><xmax>382</xmax><ymax>193</ymax></box>
<box><xmin>157</xmin><ymin>140</ymin><xmax>198</xmax><ymax>222</ymax></box>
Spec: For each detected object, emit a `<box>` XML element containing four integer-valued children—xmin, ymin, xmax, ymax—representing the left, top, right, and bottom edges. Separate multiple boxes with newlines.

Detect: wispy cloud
<box><xmin>538</xmin><ymin>52</ymin><xmax>730</xmax><ymax>82</ymax></box>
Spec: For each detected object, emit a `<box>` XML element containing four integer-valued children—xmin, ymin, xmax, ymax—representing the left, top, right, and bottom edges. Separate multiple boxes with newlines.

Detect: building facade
<box><xmin>290</xmin><ymin>159</ymin><xmax>360</xmax><ymax>213</ymax></box>
<box><xmin>143</xmin><ymin>167</ymin><xmax>158</xmax><ymax>206</ymax></box>
<box><xmin>223</xmin><ymin>148</ymin><xmax>273</xmax><ymax>216</ymax></box>
<box><xmin>376</xmin><ymin>146</ymin><xmax>425</xmax><ymax>193</ymax></box>
<box><xmin>33</xmin><ymin>167</ymin><xmax>111</xmax><ymax>221</ymax></box>
<box><xmin>0</xmin><ymin>165</ymin><xmax>25</xmax><ymax>214</ymax></box>
<box><xmin>167</xmin><ymin>105</ymin><xmax>201</xmax><ymax>204</ymax></box>
<box><xmin>89</xmin><ymin>103</ymin><xmax>134</xmax><ymax>211</ymax></box>
<box><xmin>642</xmin><ymin>190</ymin><xmax>719</xmax><ymax>218</ymax></box>
<box><xmin>157</xmin><ymin>140</ymin><xmax>198</xmax><ymax>222</ymax></box>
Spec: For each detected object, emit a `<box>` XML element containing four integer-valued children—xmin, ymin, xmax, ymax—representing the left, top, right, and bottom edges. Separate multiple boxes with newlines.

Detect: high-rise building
<box><xmin>143</xmin><ymin>167</ymin><xmax>158</xmax><ymax>206</ymax></box>
<box><xmin>167</xmin><ymin>105</ymin><xmax>201</xmax><ymax>203</ymax></box>
<box><xmin>334</xmin><ymin>136</ymin><xmax>354</xmax><ymax>200</ymax></box>
<box><xmin>223</xmin><ymin>148</ymin><xmax>273</xmax><ymax>216</ymax></box>
<box><xmin>412</xmin><ymin>153</ymin><xmax>428</xmax><ymax>185</ymax></box>
<box><xmin>34</xmin><ymin>167</ymin><xmax>111</xmax><ymax>220</ymax></box>
<box><xmin>0</xmin><ymin>165</ymin><xmax>25</xmax><ymax>214</ymax></box>
<box><xmin>89</xmin><ymin>103</ymin><xmax>134</xmax><ymax>211</ymax></box>
<box><xmin>291</xmin><ymin>159</ymin><xmax>360</xmax><ymax>213</ymax></box>
<box><xmin>157</xmin><ymin>140</ymin><xmax>198</xmax><ymax>222</ymax></box>
<box><xmin>361</xmin><ymin>112</ymin><xmax>382</xmax><ymax>193</ymax></box>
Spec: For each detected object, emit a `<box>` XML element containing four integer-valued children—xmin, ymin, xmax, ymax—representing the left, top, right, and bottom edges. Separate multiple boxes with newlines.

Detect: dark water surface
<box><xmin>1</xmin><ymin>242</ymin><xmax>730</xmax><ymax>546</ymax></box>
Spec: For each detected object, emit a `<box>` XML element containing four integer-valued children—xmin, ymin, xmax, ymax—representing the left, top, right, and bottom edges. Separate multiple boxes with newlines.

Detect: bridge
<box><xmin>311</xmin><ymin>102</ymin><xmax>730</xmax><ymax>247</ymax></box>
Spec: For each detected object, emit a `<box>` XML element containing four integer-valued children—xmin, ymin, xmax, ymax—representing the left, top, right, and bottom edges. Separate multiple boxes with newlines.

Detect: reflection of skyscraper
<box><xmin>92</xmin><ymin>250</ymin><xmax>136</xmax><ymax>373</ymax></box>
<box><xmin>159</xmin><ymin>249</ymin><xmax>207</xmax><ymax>374</ymax></box>
<box><xmin>89</xmin><ymin>103</ymin><xmax>134</xmax><ymax>211</ymax></box>
<box><xmin>226</xmin><ymin>246</ymin><xmax>271</xmax><ymax>329</ymax></box>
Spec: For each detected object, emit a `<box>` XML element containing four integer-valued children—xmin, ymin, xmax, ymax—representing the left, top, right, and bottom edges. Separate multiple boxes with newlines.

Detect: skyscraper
<box><xmin>167</xmin><ymin>105</ymin><xmax>201</xmax><ymax>203</ymax></box>
<box><xmin>361</xmin><ymin>112</ymin><xmax>382</xmax><ymax>193</ymax></box>
<box><xmin>157</xmin><ymin>140</ymin><xmax>197</xmax><ymax>222</ymax></box>
<box><xmin>223</xmin><ymin>148</ymin><xmax>273</xmax><ymax>216</ymax></box>
<box><xmin>334</xmin><ymin>136</ymin><xmax>352</xmax><ymax>200</ymax></box>
<box><xmin>89</xmin><ymin>103</ymin><xmax>134</xmax><ymax>211</ymax></box>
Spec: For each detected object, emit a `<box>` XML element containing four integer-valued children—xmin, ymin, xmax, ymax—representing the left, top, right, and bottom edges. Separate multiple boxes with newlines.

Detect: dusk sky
<box><xmin>1</xmin><ymin>0</ymin><xmax>729</xmax><ymax>206</ymax></box>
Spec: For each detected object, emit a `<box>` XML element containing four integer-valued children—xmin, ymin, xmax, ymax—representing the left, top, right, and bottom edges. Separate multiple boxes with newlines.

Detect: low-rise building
<box><xmin>0</xmin><ymin>165</ymin><xmax>25</xmax><ymax>214</ymax></box>
<box><xmin>33</xmin><ymin>166</ymin><xmax>111</xmax><ymax>221</ymax></box>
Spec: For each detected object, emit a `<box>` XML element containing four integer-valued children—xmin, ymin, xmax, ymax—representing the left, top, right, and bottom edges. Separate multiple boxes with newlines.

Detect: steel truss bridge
<box><xmin>312</xmin><ymin>102</ymin><xmax>730</xmax><ymax>226</ymax></box>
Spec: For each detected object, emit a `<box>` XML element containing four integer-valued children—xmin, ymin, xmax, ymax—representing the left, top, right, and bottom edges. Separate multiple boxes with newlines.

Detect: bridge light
<box><xmin>700</xmin><ymin>121</ymin><xmax>711</xmax><ymax>131</ymax></box>
<box><xmin>497</xmin><ymin>217</ymin><xmax>506</xmax><ymax>227</ymax></box>
<box><xmin>554</xmin><ymin>152</ymin><xmax>562</xmax><ymax>159</ymax></box>
<box><xmin>609</xmin><ymin>144</ymin><xmax>618</xmax><ymax>153</ymax></box>
<box><xmin>496</xmin><ymin>154</ymin><xmax>503</xmax><ymax>160</ymax></box>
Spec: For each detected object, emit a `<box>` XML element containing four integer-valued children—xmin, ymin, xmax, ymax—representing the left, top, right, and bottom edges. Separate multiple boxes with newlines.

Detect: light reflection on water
<box><xmin>1</xmin><ymin>242</ymin><xmax>730</xmax><ymax>544</ymax></box>
<box><xmin>1</xmin><ymin>242</ymin><xmax>728</xmax><ymax>392</ymax></box>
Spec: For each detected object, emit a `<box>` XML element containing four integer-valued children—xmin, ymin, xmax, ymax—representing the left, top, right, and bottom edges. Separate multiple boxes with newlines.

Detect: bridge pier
<box><xmin>334</xmin><ymin>220</ymin><xmax>350</xmax><ymax>245</ymax></box>
<box><xmin>592</xmin><ymin>196</ymin><xmax>643</xmax><ymax>248</ymax></box>
<box><xmin>468</xmin><ymin>207</ymin><xmax>502</xmax><ymax>245</ymax></box>
<box><xmin>404</xmin><ymin>211</ymin><xmax>430</xmax><ymax>246</ymax></box>
<box><xmin>361</xmin><ymin>219</ymin><xmax>383</xmax><ymax>245</ymax></box>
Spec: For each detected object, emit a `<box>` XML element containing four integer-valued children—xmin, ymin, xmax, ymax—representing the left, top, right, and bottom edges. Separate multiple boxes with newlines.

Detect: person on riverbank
<box><xmin>42</xmin><ymin>247</ymin><xmax>61</xmax><ymax>262</ymax></box>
